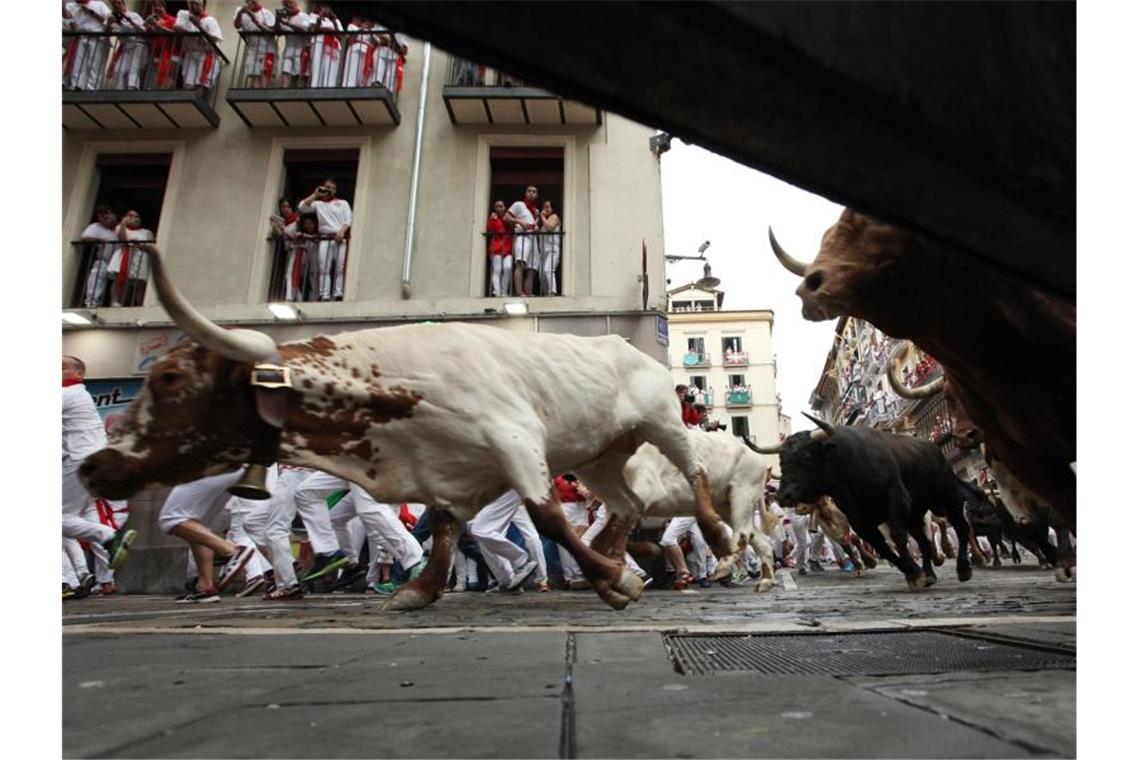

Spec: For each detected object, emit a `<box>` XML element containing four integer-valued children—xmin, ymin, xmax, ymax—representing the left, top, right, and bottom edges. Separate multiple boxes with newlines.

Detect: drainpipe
<box><xmin>401</xmin><ymin>43</ymin><xmax>431</xmax><ymax>299</ymax></box>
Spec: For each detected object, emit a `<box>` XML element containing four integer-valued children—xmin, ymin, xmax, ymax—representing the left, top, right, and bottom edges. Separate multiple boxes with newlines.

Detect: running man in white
<box><xmin>62</xmin><ymin>356</ymin><xmax>137</xmax><ymax>575</ymax></box>
<box><xmin>233</xmin><ymin>0</ymin><xmax>277</xmax><ymax>88</ymax></box>
<box><xmin>660</xmin><ymin>516</ymin><xmax>711</xmax><ymax>588</ymax></box>
<box><xmin>175</xmin><ymin>1</ymin><xmax>223</xmax><ymax>93</ymax></box>
<box><xmin>298</xmin><ymin>178</ymin><xmax>352</xmax><ymax>301</ymax></box>
<box><xmin>64</xmin><ymin>1</ymin><xmax>112</xmax><ymax>91</ymax></box>
<box><xmin>469</xmin><ymin>490</ymin><xmax>541</xmax><ymax>592</ymax></box>
<box><xmin>261</xmin><ymin>465</ymin><xmax>343</xmax><ymax>600</ymax></box>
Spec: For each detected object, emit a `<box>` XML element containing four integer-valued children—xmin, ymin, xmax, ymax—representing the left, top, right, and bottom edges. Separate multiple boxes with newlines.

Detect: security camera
<box><xmin>649</xmin><ymin>131</ymin><xmax>672</xmax><ymax>157</ymax></box>
<box><xmin>698</xmin><ymin>241</ymin><xmax>710</xmax><ymax>254</ymax></box>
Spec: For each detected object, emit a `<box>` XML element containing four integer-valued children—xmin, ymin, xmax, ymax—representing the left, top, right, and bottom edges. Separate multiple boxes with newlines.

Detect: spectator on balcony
<box><xmin>107</xmin><ymin>209</ymin><xmax>154</xmax><ymax>307</ymax></box>
<box><xmin>81</xmin><ymin>205</ymin><xmax>119</xmax><ymax>308</ymax></box>
<box><xmin>233</xmin><ymin>0</ymin><xmax>277</xmax><ymax>89</ymax></box>
<box><xmin>64</xmin><ymin>0</ymin><xmax>113</xmax><ymax>91</ymax></box>
<box><xmin>175</xmin><ymin>1</ymin><xmax>223</xmax><ymax>94</ymax></box>
<box><xmin>538</xmin><ymin>200</ymin><xmax>562</xmax><ymax>296</ymax></box>
<box><xmin>486</xmin><ymin>200</ymin><xmax>513</xmax><ymax>297</ymax></box>
<box><xmin>342</xmin><ymin>16</ymin><xmax>373</xmax><ymax>88</ymax></box>
<box><xmin>298</xmin><ymin>178</ymin><xmax>352</xmax><ymax>301</ymax></box>
<box><xmin>505</xmin><ymin>185</ymin><xmax>540</xmax><ymax>297</ymax></box>
<box><xmin>275</xmin><ymin>0</ymin><xmax>311</xmax><ymax>87</ymax></box>
<box><xmin>369</xmin><ymin>26</ymin><xmax>408</xmax><ymax>91</ymax></box>
<box><xmin>105</xmin><ymin>0</ymin><xmax>148</xmax><ymax>90</ymax></box>
<box><xmin>308</xmin><ymin>5</ymin><xmax>343</xmax><ymax>88</ymax></box>
<box><xmin>144</xmin><ymin>0</ymin><xmax>178</xmax><ymax>89</ymax></box>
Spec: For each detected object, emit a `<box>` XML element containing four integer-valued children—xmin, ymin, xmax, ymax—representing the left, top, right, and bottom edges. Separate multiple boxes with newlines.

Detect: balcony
<box><xmin>68</xmin><ymin>240</ymin><xmax>150</xmax><ymax>308</ymax></box>
<box><xmin>699</xmin><ymin>391</ymin><xmax>715</xmax><ymax>408</ymax></box>
<box><xmin>442</xmin><ymin>57</ymin><xmax>601</xmax><ymax>125</ymax></box>
<box><xmin>266</xmin><ymin>233</ymin><xmax>352</xmax><ymax>303</ymax></box>
<box><xmin>682</xmin><ymin>352</ymin><xmax>710</xmax><ymax>368</ymax></box>
<box><xmin>723</xmin><ymin>350</ymin><xmax>749</xmax><ymax>367</ymax></box>
<box><xmin>725</xmin><ymin>387</ymin><xmax>753</xmax><ymax>408</ymax></box>
<box><xmin>63</xmin><ymin>31</ymin><xmax>228</xmax><ymax>129</ymax></box>
<box><xmin>225</xmin><ymin>31</ymin><xmax>401</xmax><ymax>127</ymax></box>
<box><xmin>481</xmin><ymin>230</ymin><xmax>565</xmax><ymax>297</ymax></box>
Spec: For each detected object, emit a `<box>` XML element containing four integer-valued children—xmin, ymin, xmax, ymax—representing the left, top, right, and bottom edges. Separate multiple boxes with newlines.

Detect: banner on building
<box><xmin>85</xmin><ymin>378</ymin><xmax>144</xmax><ymax>434</ymax></box>
<box><xmin>133</xmin><ymin>331</ymin><xmax>190</xmax><ymax>375</ymax></box>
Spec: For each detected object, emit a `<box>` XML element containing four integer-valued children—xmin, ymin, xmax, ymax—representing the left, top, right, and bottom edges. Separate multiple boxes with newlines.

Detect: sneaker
<box><xmin>536</xmin><ymin>579</ymin><xmax>550</xmax><ymax>592</ymax></box>
<box><xmin>640</xmin><ymin>575</ymin><xmax>654</xmax><ymax>590</ymax></box>
<box><xmin>697</xmin><ymin>577</ymin><xmax>713</xmax><ymax>588</ymax></box>
<box><xmin>406</xmin><ymin>557</ymin><xmax>428</xmax><ymax>582</ymax></box>
<box><xmin>175</xmin><ymin>587</ymin><xmax>221</xmax><ymax>604</ymax></box>
<box><xmin>808</xmin><ymin>559</ymin><xmax>825</xmax><ymax>573</ymax></box>
<box><xmin>62</xmin><ymin>583</ymin><xmax>76</xmax><ymax>600</ymax></box>
<box><xmin>568</xmin><ymin>576</ymin><xmax>591</xmax><ymax>591</ymax></box>
<box><xmin>840</xmin><ymin>559</ymin><xmax>856</xmax><ymax>573</ymax></box>
<box><xmin>96</xmin><ymin>581</ymin><xmax>117</xmax><ymax>596</ymax></box>
<box><xmin>101</xmin><ymin>526</ymin><xmax>138</xmax><ymax>570</ymax></box>
<box><xmin>331</xmin><ymin>564</ymin><xmax>367</xmax><ymax>591</ymax></box>
<box><xmin>505</xmin><ymin>559</ymin><xmax>538</xmax><ymax>591</ymax></box>
<box><xmin>369</xmin><ymin>581</ymin><xmax>397</xmax><ymax>595</ymax></box>
<box><xmin>262</xmin><ymin>583</ymin><xmax>304</xmax><ymax>601</ymax></box>
<box><xmin>74</xmin><ymin>573</ymin><xmax>97</xmax><ymax>599</ymax></box>
<box><xmin>216</xmin><ymin>546</ymin><xmax>256</xmax><ymax>592</ymax></box>
<box><xmin>236</xmin><ymin>574</ymin><xmax>268</xmax><ymax>598</ymax></box>
<box><xmin>301</xmin><ymin>550</ymin><xmax>351</xmax><ymax>583</ymax></box>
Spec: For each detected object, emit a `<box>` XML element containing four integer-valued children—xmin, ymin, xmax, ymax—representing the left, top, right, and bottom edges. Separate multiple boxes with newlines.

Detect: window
<box><xmin>70</xmin><ymin>153</ymin><xmax>171</xmax><ymax>308</ymax></box>
<box><xmin>731</xmin><ymin>416</ymin><xmax>751</xmax><ymax>439</ymax></box>
<box><xmin>686</xmin><ymin>337</ymin><xmax>706</xmax><ymax>355</ymax></box>
<box><xmin>267</xmin><ymin>148</ymin><xmax>360</xmax><ymax>302</ymax></box>
<box><xmin>689</xmin><ymin>376</ymin><xmax>706</xmax><ymax>390</ymax></box>
<box><xmin>722</xmin><ymin>336</ymin><xmax>743</xmax><ymax>353</ymax></box>
<box><xmin>485</xmin><ymin>146</ymin><xmax>565</xmax><ymax>297</ymax></box>
<box><xmin>671</xmin><ymin>300</ymin><xmax>692</xmax><ymax>312</ymax></box>
<box><xmin>729</xmin><ymin>373</ymin><xmax>745</xmax><ymax>387</ymax></box>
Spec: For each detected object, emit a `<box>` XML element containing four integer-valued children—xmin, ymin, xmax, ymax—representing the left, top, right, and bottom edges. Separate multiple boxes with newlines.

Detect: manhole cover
<box><xmin>663</xmin><ymin>631</ymin><xmax>1076</xmax><ymax>676</ymax></box>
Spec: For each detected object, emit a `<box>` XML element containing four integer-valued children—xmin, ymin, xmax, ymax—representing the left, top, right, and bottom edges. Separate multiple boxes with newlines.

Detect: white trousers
<box><xmin>582</xmin><ymin>505</ymin><xmax>644</xmax><ymax>576</ymax></box>
<box><xmin>265</xmin><ymin>467</ymin><xmax>340</xmax><ymax>587</ymax></box>
<box><xmin>317</xmin><ymin>239</ymin><xmax>348</xmax><ymax>299</ymax></box>
<box><xmin>660</xmin><ymin>516</ymin><xmax>710</xmax><ymax>578</ymax></box>
<box><xmin>342</xmin><ymin>44</ymin><xmax>370</xmax><ymax>87</ymax></box>
<box><xmin>109</xmin><ymin>43</ymin><xmax>148</xmax><ymax>90</ymax></box>
<box><xmin>556</xmin><ymin>501</ymin><xmax>587</xmax><ymax>580</ymax></box>
<box><xmin>62</xmin><ymin>547</ymin><xmax>81</xmax><ymax>588</ymax></box>
<box><xmin>225</xmin><ymin>494</ymin><xmax>273</xmax><ymax>578</ymax></box>
<box><xmin>538</xmin><ymin>237</ymin><xmax>561</xmax><ymax>295</ymax></box>
<box><xmin>62</xmin><ymin>463</ymin><xmax>115</xmax><ymax>545</ymax></box>
<box><xmin>470</xmin><ymin>490</ymin><xmax>538</xmax><ymax>587</ymax></box>
<box><xmin>83</xmin><ymin>252</ymin><xmax>111</xmax><ymax>308</ymax></box>
<box><xmin>66</xmin><ymin>37</ymin><xmax>110</xmax><ymax>90</ymax></box>
<box><xmin>490</xmin><ymin>255</ymin><xmax>513</xmax><ymax>297</ymax></box>
<box><xmin>182</xmin><ymin>50</ymin><xmax>221</xmax><ymax>89</ymax></box>
<box><xmin>309</xmin><ymin>42</ymin><xmax>341</xmax><ymax>87</ymax></box>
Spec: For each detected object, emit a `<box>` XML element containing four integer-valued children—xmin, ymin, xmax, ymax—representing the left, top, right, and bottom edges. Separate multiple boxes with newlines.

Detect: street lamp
<box><xmin>665</xmin><ymin>241</ymin><xmax>720</xmax><ymax>288</ymax></box>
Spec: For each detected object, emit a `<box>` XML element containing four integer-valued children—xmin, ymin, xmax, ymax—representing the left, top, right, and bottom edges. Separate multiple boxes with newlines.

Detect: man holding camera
<box><xmin>298</xmin><ymin>178</ymin><xmax>352</xmax><ymax>301</ymax></box>
<box><xmin>275</xmin><ymin>0</ymin><xmax>311</xmax><ymax>87</ymax></box>
<box><xmin>174</xmin><ymin>0</ymin><xmax>223</xmax><ymax>94</ymax></box>
<box><xmin>233</xmin><ymin>0</ymin><xmax>277</xmax><ymax>88</ymax></box>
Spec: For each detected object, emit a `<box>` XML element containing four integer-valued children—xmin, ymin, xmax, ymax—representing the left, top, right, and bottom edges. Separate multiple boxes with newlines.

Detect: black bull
<box><xmin>760</xmin><ymin>419</ymin><xmax>980</xmax><ymax>589</ymax></box>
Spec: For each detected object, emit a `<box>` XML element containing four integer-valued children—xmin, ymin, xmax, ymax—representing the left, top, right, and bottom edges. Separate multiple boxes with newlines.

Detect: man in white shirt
<box><xmin>106</xmin><ymin>0</ymin><xmax>148</xmax><ymax>90</ymax></box>
<box><xmin>298</xmin><ymin>178</ymin><xmax>352</xmax><ymax>301</ymax></box>
<box><xmin>308</xmin><ymin>5</ymin><xmax>343</xmax><ymax>88</ymax></box>
<box><xmin>62</xmin><ymin>356</ymin><xmax>137</xmax><ymax>573</ymax></box>
<box><xmin>505</xmin><ymin>186</ymin><xmax>539</xmax><ymax>297</ymax></box>
<box><xmin>107</xmin><ymin>209</ymin><xmax>153</xmax><ymax>307</ymax></box>
<box><xmin>175</xmin><ymin>0</ymin><xmax>223</xmax><ymax>93</ymax></box>
<box><xmin>80</xmin><ymin>206</ymin><xmax>119</xmax><ymax>308</ymax></box>
<box><xmin>276</xmin><ymin>0</ymin><xmax>311</xmax><ymax>87</ymax></box>
<box><xmin>233</xmin><ymin>0</ymin><xmax>277</xmax><ymax>88</ymax></box>
<box><xmin>64</xmin><ymin>1</ymin><xmax>112</xmax><ymax>91</ymax></box>
<box><xmin>369</xmin><ymin>26</ymin><xmax>408</xmax><ymax>91</ymax></box>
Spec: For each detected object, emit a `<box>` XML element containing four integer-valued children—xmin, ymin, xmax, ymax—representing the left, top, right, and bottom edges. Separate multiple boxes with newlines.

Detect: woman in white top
<box><xmin>538</xmin><ymin>200</ymin><xmax>562</xmax><ymax>296</ymax></box>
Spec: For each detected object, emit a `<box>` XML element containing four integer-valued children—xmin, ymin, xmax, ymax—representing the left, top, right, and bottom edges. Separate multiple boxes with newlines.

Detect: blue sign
<box><xmin>84</xmin><ymin>378</ymin><xmax>144</xmax><ymax>434</ymax></box>
<box><xmin>656</xmin><ymin>313</ymin><xmax>669</xmax><ymax>346</ymax></box>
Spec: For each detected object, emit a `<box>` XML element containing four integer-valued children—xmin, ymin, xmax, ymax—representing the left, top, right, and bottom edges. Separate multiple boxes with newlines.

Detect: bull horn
<box><xmin>142</xmin><ymin>245</ymin><xmax>277</xmax><ymax>362</ymax></box>
<box><xmin>887</xmin><ymin>342</ymin><xmax>944</xmax><ymax>399</ymax></box>
<box><xmin>802</xmin><ymin>412</ymin><xmax>835</xmax><ymax>439</ymax></box>
<box><xmin>741</xmin><ymin>435</ymin><xmax>783</xmax><ymax>455</ymax></box>
<box><xmin>768</xmin><ymin>227</ymin><xmax>809</xmax><ymax>276</ymax></box>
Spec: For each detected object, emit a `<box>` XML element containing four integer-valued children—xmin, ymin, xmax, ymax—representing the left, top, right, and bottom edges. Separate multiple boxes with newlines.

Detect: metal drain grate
<box><xmin>664</xmin><ymin>631</ymin><xmax>1076</xmax><ymax>676</ymax></box>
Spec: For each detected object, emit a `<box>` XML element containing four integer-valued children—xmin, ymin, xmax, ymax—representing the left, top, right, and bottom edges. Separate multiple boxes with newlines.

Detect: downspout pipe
<box><xmin>401</xmin><ymin>42</ymin><xmax>431</xmax><ymax>299</ymax></box>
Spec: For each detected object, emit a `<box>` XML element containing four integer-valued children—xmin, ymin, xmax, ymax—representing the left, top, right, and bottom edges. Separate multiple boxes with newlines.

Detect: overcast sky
<box><xmin>660</xmin><ymin>142</ymin><xmax>845</xmax><ymax>434</ymax></box>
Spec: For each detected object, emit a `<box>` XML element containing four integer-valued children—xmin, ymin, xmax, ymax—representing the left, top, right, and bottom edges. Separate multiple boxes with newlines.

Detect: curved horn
<box><xmin>142</xmin><ymin>245</ymin><xmax>277</xmax><ymax>362</ymax></box>
<box><xmin>741</xmin><ymin>435</ymin><xmax>783</xmax><ymax>455</ymax></box>
<box><xmin>802</xmin><ymin>412</ymin><xmax>835</xmax><ymax>439</ymax></box>
<box><xmin>887</xmin><ymin>342</ymin><xmax>944</xmax><ymax>399</ymax></box>
<box><xmin>768</xmin><ymin>227</ymin><xmax>809</xmax><ymax>277</ymax></box>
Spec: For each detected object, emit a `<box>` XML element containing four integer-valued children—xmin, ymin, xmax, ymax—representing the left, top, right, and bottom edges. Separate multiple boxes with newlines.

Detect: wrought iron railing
<box><xmin>63</xmin><ymin>30</ymin><xmax>229</xmax><ymax>102</ymax></box>
<box><xmin>229</xmin><ymin>30</ymin><xmax>404</xmax><ymax>94</ymax></box>
<box><xmin>480</xmin><ymin>229</ymin><xmax>565</xmax><ymax>297</ymax></box>
<box><xmin>447</xmin><ymin>57</ymin><xmax>529</xmax><ymax>88</ymax></box>
<box><xmin>723</xmin><ymin>350</ymin><xmax>749</xmax><ymax>367</ymax></box>
<box><xmin>69</xmin><ymin>240</ymin><xmax>152</xmax><ymax>309</ymax></box>
<box><xmin>267</xmin><ymin>233</ymin><xmax>352</xmax><ymax>303</ymax></box>
<box><xmin>682</xmin><ymin>352</ymin><xmax>711</xmax><ymax>368</ymax></box>
<box><xmin>725</xmin><ymin>387</ymin><xmax>753</xmax><ymax>407</ymax></box>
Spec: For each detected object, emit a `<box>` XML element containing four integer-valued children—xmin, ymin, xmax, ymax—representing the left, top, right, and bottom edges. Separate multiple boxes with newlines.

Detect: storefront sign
<box><xmin>85</xmin><ymin>378</ymin><xmax>144</xmax><ymax>434</ymax></box>
<box><xmin>133</xmin><ymin>331</ymin><xmax>190</xmax><ymax>375</ymax></box>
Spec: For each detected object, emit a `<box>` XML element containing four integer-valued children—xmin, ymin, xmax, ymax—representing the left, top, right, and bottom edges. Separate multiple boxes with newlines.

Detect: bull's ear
<box><xmin>840</xmin><ymin>207</ymin><xmax>856</xmax><ymax>224</ymax></box>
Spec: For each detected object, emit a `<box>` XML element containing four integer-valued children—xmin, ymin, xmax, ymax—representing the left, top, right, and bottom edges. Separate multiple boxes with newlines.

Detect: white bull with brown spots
<box><xmin>79</xmin><ymin>245</ymin><xmax>738</xmax><ymax>611</ymax></box>
<box><xmin>579</xmin><ymin>430</ymin><xmax>777</xmax><ymax>592</ymax></box>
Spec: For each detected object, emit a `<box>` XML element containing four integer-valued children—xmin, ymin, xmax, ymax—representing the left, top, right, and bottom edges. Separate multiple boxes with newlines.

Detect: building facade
<box><xmin>62</xmin><ymin>1</ymin><xmax>673</xmax><ymax>588</ymax></box>
<box><xmin>665</xmin><ymin>284</ymin><xmax>783</xmax><ymax>449</ymax></box>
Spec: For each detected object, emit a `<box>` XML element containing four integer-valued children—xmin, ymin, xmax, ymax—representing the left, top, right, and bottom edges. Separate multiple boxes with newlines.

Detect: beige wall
<box><xmin>63</xmin><ymin>10</ymin><xmax>668</xmax><ymax>362</ymax></box>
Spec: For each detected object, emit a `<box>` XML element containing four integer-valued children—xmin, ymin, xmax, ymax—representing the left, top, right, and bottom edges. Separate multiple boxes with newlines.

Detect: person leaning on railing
<box><xmin>308</xmin><ymin>5</ymin><xmax>343</xmax><ymax>88</ymax></box>
<box><xmin>538</xmin><ymin>200</ymin><xmax>562</xmax><ymax>296</ymax></box>
<box><xmin>144</xmin><ymin>0</ymin><xmax>178</xmax><ymax>89</ymax></box>
<box><xmin>486</xmin><ymin>200</ymin><xmax>514</xmax><ymax>297</ymax></box>
<box><xmin>298</xmin><ymin>178</ymin><xmax>352</xmax><ymax>301</ymax></box>
<box><xmin>80</xmin><ymin>205</ymin><xmax>119</xmax><ymax>308</ymax></box>
<box><xmin>275</xmin><ymin>0</ymin><xmax>312</xmax><ymax>88</ymax></box>
<box><xmin>105</xmin><ymin>0</ymin><xmax>148</xmax><ymax>90</ymax></box>
<box><xmin>63</xmin><ymin>0</ymin><xmax>113</xmax><ymax>91</ymax></box>
<box><xmin>233</xmin><ymin>0</ymin><xmax>277</xmax><ymax>89</ymax></box>
<box><xmin>174</xmin><ymin>0</ymin><xmax>223</xmax><ymax>94</ymax></box>
<box><xmin>107</xmin><ymin>210</ymin><xmax>154</xmax><ymax>307</ymax></box>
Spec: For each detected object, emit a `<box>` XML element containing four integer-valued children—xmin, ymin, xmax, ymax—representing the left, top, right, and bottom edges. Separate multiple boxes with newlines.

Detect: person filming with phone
<box><xmin>298</xmin><ymin>178</ymin><xmax>352</xmax><ymax>301</ymax></box>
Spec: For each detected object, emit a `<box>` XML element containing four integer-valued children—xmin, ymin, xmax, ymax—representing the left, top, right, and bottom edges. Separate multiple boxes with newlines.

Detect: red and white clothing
<box><xmin>486</xmin><ymin>214</ymin><xmax>512</xmax><ymax>296</ymax></box>
<box><xmin>80</xmin><ymin>222</ymin><xmax>120</xmax><ymax>308</ymax></box>
<box><xmin>297</xmin><ymin>196</ymin><xmax>352</xmax><ymax>300</ymax></box>
<box><xmin>107</xmin><ymin>10</ymin><xmax>148</xmax><ymax>90</ymax></box>
<box><xmin>308</xmin><ymin>15</ymin><xmax>343</xmax><ymax>88</ymax></box>
<box><xmin>148</xmin><ymin>11</ymin><xmax>179</xmax><ymax>88</ymax></box>
<box><xmin>107</xmin><ymin>225</ymin><xmax>154</xmax><ymax>306</ymax></box>
<box><xmin>538</xmin><ymin>216</ymin><xmax>562</xmax><ymax>295</ymax></box>
<box><xmin>64</xmin><ymin>1</ymin><xmax>112</xmax><ymax>91</ymax></box>
<box><xmin>342</xmin><ymin>23</ymin><xmax>372</xmax><ymax>87</ymax></box>
<box><xmin>263</xmin><ymin>466</ymin><xmax>340</xmax><ymax>588</ymax></box>
<box><xmin>469</xmin><ymin>490</ymin><xmax>545</xmax><ymax>588</ymax></box>
<box><xmin>368</xmin><ymin>27</ymin><xmax>407</xmax><ymax>90</ymax></box>
<box><xmin>62</xmin><ymin>382</ymin><xmax>118</xmax><ymax>546</ymax></box>
<box><xmin>278</xmin><ymin>10</ymin><xmax>312</xmax><ymax>76</ymax></box>
<box><xmin>234</xmin><ymin>4</ymin><xmax>277</xmax><ymax>80</ymax></box>
<box><xmin>508</xmin><ymin>200</ymin><xmax>538</xmax><ymax>268</ymax></box>
<box><xmin>175</xmin><ymin>10</ymin><xmax>223</xmax><ymax>89</ymax></box>
<box><xmin>281</xmin><ymin>219</ymin><xmax>314</xmax><ymax>302</ymax></box>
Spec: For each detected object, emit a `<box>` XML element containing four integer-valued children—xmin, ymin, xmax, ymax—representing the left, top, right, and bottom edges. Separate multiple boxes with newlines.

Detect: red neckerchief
<box><xmin>525</xmin><ymin>199</ymin><xmax>539</xmax><ymax>218</ymax></box>
<box><xmin>284</xmin><ymin>211</ymin><xmax>299</xmax><ymax>226</ymax></box>
<box><xmin>63</xmin><ymin>378</ymin><xmax>83</xmax><ymax>388</ymax></box>
<box><xmin>247</xmin><ymin>2</ymin><xmax>263</xmax><ymax>11</ymax></box>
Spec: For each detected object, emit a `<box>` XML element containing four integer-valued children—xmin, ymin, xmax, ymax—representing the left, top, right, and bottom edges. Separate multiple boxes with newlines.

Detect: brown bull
<box><xmin>769</xmin><ymin>208</ymin><xmax>1075</xmax><ymax>527</ymax></box>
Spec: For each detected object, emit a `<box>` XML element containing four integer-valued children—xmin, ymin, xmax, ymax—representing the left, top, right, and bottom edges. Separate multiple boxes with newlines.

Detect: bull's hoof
<box><xmin>933</xmin><ymin>553</ymin><xmax>945</xmax><ymax>567</ymax></box>
<box><xmin>710</xmin><ymin>554</ymin><xmax>739</xmax><ymax>582</ymax></box>
<box><xmin>612</xmin><ymin>568</ymin><xmax>645</xmax><ymax>604</ymax></box>
<box><xmin>957</xmin><ymin>564</ymin><xmax>973</xmax><ymax>583</ymax></box>
<box><xmin>905</xmin><ymin>573</ymin><xmax>930</xmax><ymax>590</ymax></box>
<box><xmin>599</xmin><ymin>588</ymin><xmax>632</xmax><ymax>610</ymax></box>
<box><xmin>924</xmin><ymin>571</ymin><xmax>938</xmax><ymax>587</ymax></box>
<box><xmin>971</xmin><ymin>554</ymin><xmax>988</xmax><ymax>569</ymax></box>
<box><xmin>1054</xmin><ymin>566</ymin><xmax>1076</xmax><ymax>583</ymax></box>
<box><xmin>380</xmin><ymin>586</ymin><xmax>437</xmax><ymax>611</ymax></box>
<box><xmin>753</xmin><ymin>577</ymin><xmax>775</xmax><ymax>593</ymax></box>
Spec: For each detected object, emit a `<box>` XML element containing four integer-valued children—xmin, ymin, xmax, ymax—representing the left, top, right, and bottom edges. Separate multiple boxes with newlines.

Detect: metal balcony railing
<box><xmin>700</xmin><ymin>390</ymin><xmax>715</xmax><ymax>408</ymax></box>
<box><xmin>69</xmin><ymin>240</ymin><xmax>151</xmax><ymax>309</ymax></box>
<box><xmin>682</xmin><ymin>352</ymin><xmax>711</xmax><ymax>368</ymax></box>
<box><xmin>447</xmin><ymin>58</ymin><xmax>529</xmax><ymax>88</ymax></box>
<box><xmin>725</xmin><ymin>387</ymin><xmax>753</xmax><ymax>407</ymax></box>
<box><xmin>228</xmin><ymin>30</ymin><xmax>404</xmax><ymax>93</ymax></box>
<box><xmin>63</xmin><ymin>29</ymin><xmax>229</xmax><ymax>97</ymax></box>
<box><xmin>267</xmin><ymin>233</ymin><xmax>352</xmax><ymax>303</ymax></box>
<box><xmin>481</xmin><ymin>229</ymin><xmax>565</xmax><ymax>297</ymax></box>
<box><xmin>723</xmin><ymin>350</ymin><xmax>749</xmax><ymax>367</ymax></box>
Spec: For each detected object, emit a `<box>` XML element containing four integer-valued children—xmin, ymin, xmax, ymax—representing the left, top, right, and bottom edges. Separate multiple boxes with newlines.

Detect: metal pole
<box><xmin>401</xmin><ymin>42</ymin><xmax>431</xmax><ymax>299</ymax></box>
